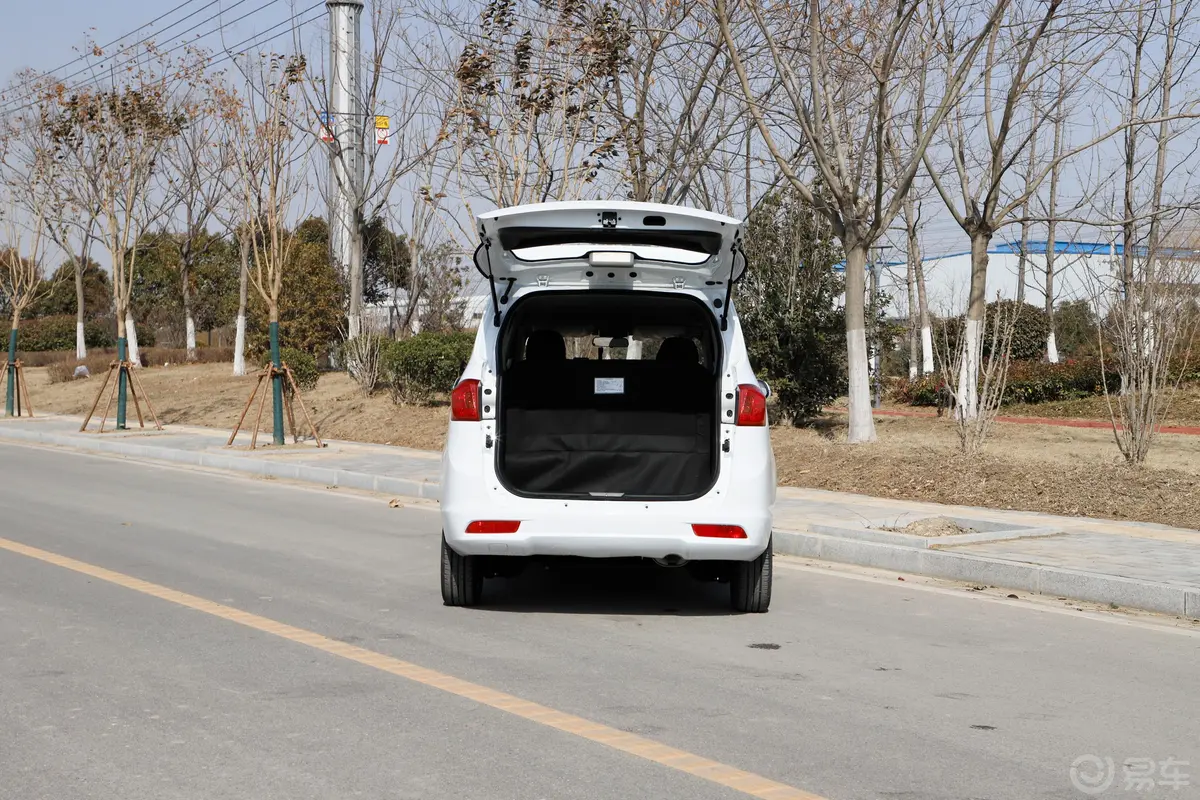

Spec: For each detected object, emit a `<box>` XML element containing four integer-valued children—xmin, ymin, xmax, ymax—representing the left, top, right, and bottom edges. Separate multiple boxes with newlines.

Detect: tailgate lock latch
<box><xmin>601</xmin><ymin>211</ymin><xmax>618</xmax><ymax>228</ymax></box>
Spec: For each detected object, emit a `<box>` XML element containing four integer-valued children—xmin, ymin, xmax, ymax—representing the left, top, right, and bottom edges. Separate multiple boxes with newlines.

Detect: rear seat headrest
<box><xmin>656</xmin><ymin>337</ymin><xmax>699</xmax><ymax>366</ymax></box>
<box><xmin>525</xmin><ymin>330</ymin><xmax>567</xmax><ymax>362</ymax></box>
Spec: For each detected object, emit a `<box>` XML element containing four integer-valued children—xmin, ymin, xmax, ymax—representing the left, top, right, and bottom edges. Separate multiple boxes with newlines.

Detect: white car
<box><xmin>440</xmin><ymin>201</ymin><xmax>776</xmax><ymax>612</ymax></box>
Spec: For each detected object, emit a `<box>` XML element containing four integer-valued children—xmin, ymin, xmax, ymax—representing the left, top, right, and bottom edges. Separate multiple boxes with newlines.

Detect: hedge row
<box><xmin>12</xmin><ymin>315</ymin><xmax>115</xmax><ymax>351</ymax></box>
<box><xmin>889</xmin><ymin>358</ymin><xmax>1124</xmax><ymax>407</ymax></box>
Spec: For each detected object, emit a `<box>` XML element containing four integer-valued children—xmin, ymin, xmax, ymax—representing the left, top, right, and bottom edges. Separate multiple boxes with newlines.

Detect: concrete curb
<box><xmin>4</xmin><ymin>424</ymin><xmax>1195</xmax><ymax>619</ymax></box>
<box><xmin>0</xmin><ymin>426</ymin><xmax>443</xmax><ymax>501</ymax></box>
<box><xmin>808</xmin><ymin>521</ymin><xmax>1065</xmax><ymax>550</ymax></box>
<box><xmin>774</xmin><ymin>529</ymin><xmax>1200</xmax><ymax>620</ymax></box>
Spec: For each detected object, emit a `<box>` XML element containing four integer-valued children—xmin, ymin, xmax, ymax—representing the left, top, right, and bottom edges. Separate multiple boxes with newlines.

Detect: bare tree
<box><xmin>46</xmin><ymin>42</ymin><xmax>185</xmax><ymax>427</ymax></box>
<box><xmin>0</xmin><ymin>197</ymin><xmax>55</xmax><ymax>416</ymax></box>
<box><xmin>228</xmin><ymin>53</ymin><xmax>313</xmax><ymax>445</ymax></box>
<box><xmin>919</xmin><ymin>0</ymin><xmax>1112</xmax><ymax>419</ymax></box>
<box><xmin>162</xmin><ymin>54</ymin><xmax>235</xmax><ymax>362</ymax></box>
<box><xmin>442</xmin><ymin>0</ymin><xmax>620</xmax><ymax>209</ymax></box>
<box><xmin>571</xmin><ymin>0</ymin><xmax>747</xmax><ymax>207</ymax></box>
<box><xmin>1095</xmin><ymin>0</ymin><xmax>1200</xmax><ymax>463</ymax></box>
<box><xmin>936</xmin><ymin>294</ymin><xmax>1019</xmax><ymax>454</ymax></box>
<box><xmin>2</xmin><ymin>72</ymin><xmax>101</xmax><ymax>361</ymax></box>
<box><xmin>1099</xmin><ymin>257</ymin><xmax>1199</xmax><ymax>464</ymax></box>
<box><xmin>717</xmin><ymin>0</ymin><xmax>1009</xmax><ymax>442</ymax></box>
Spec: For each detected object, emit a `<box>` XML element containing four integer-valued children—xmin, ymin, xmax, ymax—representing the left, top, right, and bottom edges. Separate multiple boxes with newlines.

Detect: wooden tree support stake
<box><xmin>79</xmin><ymin>361</ymin><xmax>164</xmax><ymax>433</ymax></box>
<box><xmin>227</xmin><ymin>362</ymin><xmax>324</xmax><ymax>450</ymax></box>
<box><xmin>6</xmin><ymin>360</ymin><xmax>34</xmax><ymax>418</ymax></box>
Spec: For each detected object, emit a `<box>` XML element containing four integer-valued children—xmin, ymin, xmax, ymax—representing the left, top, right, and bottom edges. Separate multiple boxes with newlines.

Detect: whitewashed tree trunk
<box><xmin>921</xmin><ymin>325</ymin><xmax>934</xmax><ymax>374</ymax></box>
<box><xmin>126</xmin><ymin>314</ymin><xmax>141</xmax><ymax>368</ymax></box>
<box><xmin>956</xmin><ymin>232</ymin><xmax>990</xmax><ymax>419</ymax></box>
<box><xmin>956</xmin><ymin>317</ymin><xmax>982</xmax><ymax>419</ymax></box>
<box><xmin>626</xmin><ymin>340</ymin><xmax>643</xmax><ymax>360</ymax></box>
<box><xmin>75</xmin><ymin>321</ymin><xmax>87</xmax><ymax>360</ymax></box>
<box><xmin>233</xmin><ymin>235</ymin><xmax>250</xmax><ymax>376</ymax></box>
<box><xmin>843</xmin><ymin>244</ymin><xmax>876</xmax><ymax>443</ymax></box>
<box><xmin>1046</xmin><ymin>330</ymin><xmax>1059</xmax><ymax>363</ymax></box>
<box><xmin>233</xmin><ymin>313</ymin><xmax>247</xmax><ymax>376</ymax></box>
<box><xmin>185</xmin><ymin>314</ymin><xmax>197</xmax><ymax>361</ymax></box>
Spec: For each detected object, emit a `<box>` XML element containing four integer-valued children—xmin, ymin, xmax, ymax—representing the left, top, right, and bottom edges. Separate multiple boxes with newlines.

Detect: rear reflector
<box><xmin>451</xmin><ymin>379</ymin><xmax>482</xmax><ymax>421</ymax></box>
<box><xmin>735</xmin><ymin>384</ymin><xmax>767</xmax><ymax>426</ymax></box>
<box><xmin>692</xmin><ymin>524</ymin><xmax>747</xmax><ymax>539</ymax></box>
<box><xmin>466</xmin><ymin>520</ymin><xmax>521</xmax><ymax>534</ymax></box>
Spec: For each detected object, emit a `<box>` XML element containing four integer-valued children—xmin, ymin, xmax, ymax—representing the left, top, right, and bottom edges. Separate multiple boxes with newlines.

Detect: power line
<box><xmin>0</xmin><ymin>0</ymin><xmax>228</xmax><ymax>114</ymax></box>
<box><xmin>32</xmin><ymin>0</ymin><xmax>207</xmax><ymax>78</ymax></box>
<box><xmin>0</xmin><ymin>0</ymin><xmax>282</xmax><ymax>115</ymax></box>
<box><xmin>0</xmin><ymin>3</ymin><xmax>323</xmax><ymax>119</ymax></box>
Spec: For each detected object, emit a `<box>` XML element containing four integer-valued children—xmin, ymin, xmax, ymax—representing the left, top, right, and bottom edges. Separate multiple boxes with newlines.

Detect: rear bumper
<box><xmin>442</xmin><ymin>494</ymin><xmax>772</xmax><ymax>561</ymax></box>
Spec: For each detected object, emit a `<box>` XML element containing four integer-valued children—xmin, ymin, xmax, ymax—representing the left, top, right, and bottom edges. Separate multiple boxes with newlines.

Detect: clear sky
<box><xmin>1</xmin><ymin>0</ymin><xmax>320</xmax><ymax>87</ymax></box>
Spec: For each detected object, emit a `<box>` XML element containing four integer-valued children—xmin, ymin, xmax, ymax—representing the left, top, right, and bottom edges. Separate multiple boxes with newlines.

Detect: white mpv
<box><xmin>440</xmin><ymin>201</ymin><xmax>776</xmax><ymax>612</ymax></box>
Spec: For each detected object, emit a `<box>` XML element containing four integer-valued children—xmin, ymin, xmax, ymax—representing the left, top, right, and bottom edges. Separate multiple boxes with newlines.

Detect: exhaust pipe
<box><xmin>653</xmin><ymin>554</ymin><xmax>688</xmax><ymax>568</ymax></box>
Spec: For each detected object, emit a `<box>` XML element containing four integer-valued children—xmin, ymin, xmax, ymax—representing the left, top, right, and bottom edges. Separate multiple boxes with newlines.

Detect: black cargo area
<box><xmin>498</xmin><ymin>291</ymin><xmax>720</xmax><ymax>499</ymax></box>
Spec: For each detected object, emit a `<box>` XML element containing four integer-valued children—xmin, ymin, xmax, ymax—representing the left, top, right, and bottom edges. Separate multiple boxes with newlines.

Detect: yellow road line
<box><xmin>0</xmin><ymin>536</ymin><xmax>828</xmax><ymax>800</ymax></box>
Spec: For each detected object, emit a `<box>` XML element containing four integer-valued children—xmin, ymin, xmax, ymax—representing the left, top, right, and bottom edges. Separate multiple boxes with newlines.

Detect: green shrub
<box><xmin>888</xmin><ymin>374</ymin><xmax>943</xmax><ymax>406</ymax></box>
<box><xmin>1004</xmin><ymin>358</ymin><xmax>1119</xmax><ymax>404</ymax></box>
<box><xmin>15</xmin><ymin>315</ymin><xmax>114</xmax><ymax>351</ymax></box>
<box><xmin>382</xmin><ymin>331</ymin><xmax>474</xmax><ymax>404</ymax></box>
<box><xmin>889</xmin><ymin>358</ymin><xmax>1123</xmax><ymax>407</ymax></box>
<box><xmin>277</xmin><ymin>346</ymin><xmax>319</xmax><ymax>391</ymax></box>
<box><xmin>990</xmin><ymin>301</ymin><xmax>1051</xmax><ymax>361</ymax></box>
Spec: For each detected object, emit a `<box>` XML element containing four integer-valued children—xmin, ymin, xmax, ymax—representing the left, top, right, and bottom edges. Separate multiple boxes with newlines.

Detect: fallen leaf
<box><xmin>388</xmin><ymin>499</ymin><xmax>404</xmax><ymax>508</ymax></box>
<box><xmin>897</xmin><ymin>576</ymin><xmax>905</xmax><ymax>582</ymax></box>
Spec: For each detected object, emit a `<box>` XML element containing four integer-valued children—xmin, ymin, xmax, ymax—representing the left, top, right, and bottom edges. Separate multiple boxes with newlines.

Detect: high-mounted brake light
<box><xmin>450</xmin><ymin>379</ymin><xmax>482</xmax><ymax>421</ymax></box>
<box><xmin>588</xmin><ymin>251</ymin><xmax>636</xmax><ymax>267</ymax></box>
<box><xmin>692</xmin><ymin>524</ymin><xmax>747</xmax><ymax>539</ymax></box>
<box><xmin>466</xmin><ymin>520</ymin><xmax>521</xmax><ymax>534</ymax></box>
<box><xmin>735</xmin><ymin>384</ymin><xmax>767</xmax><ymax>426</ymax></box>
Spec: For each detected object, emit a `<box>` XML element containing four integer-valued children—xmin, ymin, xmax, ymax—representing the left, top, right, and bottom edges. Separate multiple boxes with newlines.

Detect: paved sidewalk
<box><xmin>2</xmin><ymin>415</ymin><xmax>1198</xmax><ymax>618</ymax></box>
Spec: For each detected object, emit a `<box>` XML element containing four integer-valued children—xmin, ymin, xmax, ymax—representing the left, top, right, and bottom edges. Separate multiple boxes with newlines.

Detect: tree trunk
<box><xmin>268</xmin><ymin>302</ymin><xmax>284</xmax><ymax>446</ymax></box>
<box><xmin>6</xmin><ymin>310</ymin><xmax>19</xmax><ymax>417</ymax></box>
<box><xmin>1045</xmin><ymin>224</ymin><xmax>1059</xmax><ymax>363</ymax></box>
<box><xmin>115</xmin><ymin>313</ymin><xmax>128</xmax><ymax>430</ymax></box>
<box><xmin>74</xmin><ymin>248</ymin><xmax>87</xmax><ymax>360</ymax></box>
<box><xmin>347</xmin><ymin>219</ymin><xmax>364</xmax><ymax>339</ymax></box>
<box><xmin>843</xmin><ymin>243</ymin><xmax>876</xmax><ymax>443</ymax></box>
<box><xmin>907</xmin><ymin>254</ymin><xmax>919</xmax><ymax>380</ymax></box>
<box><xmin>233</xmin><ymin>235</ymin><xmax>250</xmax><ymax>376</ymax></box>
<box><xmin>957</xmin><ymin>230</ymin><xmax>991</xmax><ymax>419</ymax></box>
<box><xmin>126</xmin><ymin>314</ymin><xmax>141</xmax><ymax>368</ymax></box>
<box><xmin>1016</xmin><ymin>219</ymin><xmax>1029</xmax><ymax>306</ymax></box>
<box><xmin>181</xmin><ymin>255</ymin><xmax>197</xmax><ymax>362</ymax></box>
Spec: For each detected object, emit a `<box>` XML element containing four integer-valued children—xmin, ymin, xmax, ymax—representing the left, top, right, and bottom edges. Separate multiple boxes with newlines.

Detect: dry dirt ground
<box><xmin>23</xmin><ymin>362</ymin><xmax>1200</xmax><ymax>530</ymax></box>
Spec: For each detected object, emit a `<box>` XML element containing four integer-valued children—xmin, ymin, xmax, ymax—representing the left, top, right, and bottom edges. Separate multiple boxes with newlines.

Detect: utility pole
<box><xmin>327</xmin><ymin>0</ymin><xmax>365</xmax><ymax>338</ymax></box>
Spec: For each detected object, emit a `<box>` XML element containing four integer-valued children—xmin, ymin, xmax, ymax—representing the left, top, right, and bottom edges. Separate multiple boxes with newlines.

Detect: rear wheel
<box><xmin>441</xmin><ymin>534</ymin><xmax>483</xmax><ymax>607</ymax></box>
<box><xmin>730</xmin><ymin>539</ymin><xmax>772</xmax><ymax>613</ymax></box>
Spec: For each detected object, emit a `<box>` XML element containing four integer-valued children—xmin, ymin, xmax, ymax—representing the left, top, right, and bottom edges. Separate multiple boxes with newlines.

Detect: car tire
<box><xmin>441</xmin><ymin>534</ymin><xmax>483</xmax><ymax>607</ymax></box>
<box><xmin>730</xmin><ymin>538</ymin><xmax>772</xmax><ymax>613</ymax></box>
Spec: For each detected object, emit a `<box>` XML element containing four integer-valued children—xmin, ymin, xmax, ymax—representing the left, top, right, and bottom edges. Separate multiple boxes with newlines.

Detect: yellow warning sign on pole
<box><xmin>375</xmin><ymin>115</ymin><xmax>390</xmax><ymax>145</ymax></box>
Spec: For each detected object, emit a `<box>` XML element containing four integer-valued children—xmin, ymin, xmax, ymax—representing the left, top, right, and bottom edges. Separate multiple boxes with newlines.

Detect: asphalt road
<box><xmin>1</xmin><ymin>442</ymin><xmax>1198</xmax><ymax>800</ymax></box>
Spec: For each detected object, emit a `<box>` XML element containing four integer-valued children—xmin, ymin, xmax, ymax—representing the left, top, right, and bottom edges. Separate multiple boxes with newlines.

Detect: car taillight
<box><xmin>450</xmin><ymin>379</ymin><xmax>481</xmax><ymax>421</ymax></box>
<box><xmin>692</xmin><ymin>524</ymin><xmax>747</xmax><ymax>539</ymax></box>
<box><xmin>735</xmin><ymin>384</ymin><xmax>767</xmax><ymax>426</ymax></box>
<box><xmin>466</xmin><ymin>520</ymin><xmax>521</xmax><ymax>534</ymax></box>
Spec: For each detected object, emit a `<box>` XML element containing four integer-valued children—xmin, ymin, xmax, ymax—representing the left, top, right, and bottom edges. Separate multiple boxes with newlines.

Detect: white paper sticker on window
<box><xmin>594</xmin><ymin>377</ymin><xmax>624</xmax><ymax>395</ymax></box>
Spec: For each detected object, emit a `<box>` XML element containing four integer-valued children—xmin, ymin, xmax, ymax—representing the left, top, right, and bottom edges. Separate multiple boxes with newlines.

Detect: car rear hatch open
<box><xmin>474</xmin><ymin>201</ymin><xmax>746</xmax><ymax>327</ymax></box>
